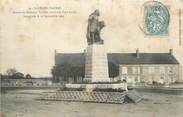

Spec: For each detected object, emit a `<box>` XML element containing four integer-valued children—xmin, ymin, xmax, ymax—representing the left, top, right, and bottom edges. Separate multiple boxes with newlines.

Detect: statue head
<box><xmin>94</xmin><ymin>9</ymin><xmax>100</xmax><ymax>16</ymax></box>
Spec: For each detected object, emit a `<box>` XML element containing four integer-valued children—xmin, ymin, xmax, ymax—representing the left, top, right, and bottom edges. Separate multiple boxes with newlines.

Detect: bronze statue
<box><xmin>86</xmin><ymin>10</ymin><xmax>106</xmax><ymax>45</ymax></box>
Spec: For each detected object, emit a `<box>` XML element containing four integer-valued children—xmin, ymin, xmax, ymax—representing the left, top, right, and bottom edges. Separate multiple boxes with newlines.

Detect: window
<box><xmin>142</xmin><ymin>66</ymin><xmax>148</xmax><ymax>75</ymax></box>
<box><xmin>133</xmin><ymin>67</ymin><xmax>139</xmax><ymax>74</ymax></box>
<box><xmin>154</xmin><ymin>66</ymin><xmax>160</xmax><ymax>75</ymax></box>
<box><xmin>168</xmin><ymin>66</ymin><xmax>173</xmax><ymax>74</ymax></box>
<box><xmin>135</xmin><ymin>77</ymin><xmax>139</xmax><ymax>82</ymax></box>
<box><xmin>149</xmin><ymin>66</ymin><xmax>154</xmax><ymax>74</ymax></box>
<box><xmin>122</xmin><ymin>67</ymin><xmax>127</xmax><ymax>74</ymax></box>
<box><xmin>159</xmin><ymin>66</ymin><xmax>165</xmax><ymax>74</ymax></box>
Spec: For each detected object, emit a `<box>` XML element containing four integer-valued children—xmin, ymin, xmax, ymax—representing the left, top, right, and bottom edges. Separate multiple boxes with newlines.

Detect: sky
<box><xmin>0</xmin><ymin>0</ymin><xmax>183</xmax><ymax>77</ymax></box>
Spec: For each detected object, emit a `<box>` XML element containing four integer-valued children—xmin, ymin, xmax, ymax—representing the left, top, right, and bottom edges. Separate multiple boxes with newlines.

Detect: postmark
<box><xmin>143</xmin><ymin>1</ymin><xmax>170</xmax><ymax>35</ymax></box>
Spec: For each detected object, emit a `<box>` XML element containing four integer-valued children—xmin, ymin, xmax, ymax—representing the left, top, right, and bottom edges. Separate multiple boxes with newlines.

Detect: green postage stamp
<box><xmin>144</xmin><ymin>1</ymin><xmax>170</xmax><ymax>35</ymax></box>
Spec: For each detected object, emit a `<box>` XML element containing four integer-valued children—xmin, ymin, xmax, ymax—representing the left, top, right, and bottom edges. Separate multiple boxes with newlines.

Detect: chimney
<box><xmin>136</xmin><ymin>48</ymin><xmax>140</xmax><ymax>58</ymax></box>
<box><xmin>169</xmin><ymin>49</ymin><xmax>173</xmax><ymax>55</ymax></box>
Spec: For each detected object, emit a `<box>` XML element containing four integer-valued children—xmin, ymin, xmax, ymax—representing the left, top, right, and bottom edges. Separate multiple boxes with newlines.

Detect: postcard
<box><xmin>1</xmin><ymin>0</ymin><xmax>183</xmax><ymax>117</ymax></box>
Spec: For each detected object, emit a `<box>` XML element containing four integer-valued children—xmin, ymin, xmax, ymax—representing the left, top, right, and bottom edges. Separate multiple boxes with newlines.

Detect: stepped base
<box><xmin>84</xmin><ymin>78</ymin><xmax>110</xmax><ymax>82</ymax></box>
<box><xmin>65</xmin><ymin>83</ymin><xmax>128</xmax><ymax>91</ymax></box>
<box><xmin>38</xmin><ymin>91</ymin><xmax>126</xmax><ymax>104</ymax></box>
<box><xmin>37</xmin><ymin>83</ymin><xmax>129</xmax><ymax>104</ymax></box>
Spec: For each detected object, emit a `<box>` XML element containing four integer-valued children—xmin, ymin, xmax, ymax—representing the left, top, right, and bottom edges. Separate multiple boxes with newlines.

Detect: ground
<box><xmin>1</xmin><ymin>89</ymin><xmax>183</xmax><ymax>117</ymax></box>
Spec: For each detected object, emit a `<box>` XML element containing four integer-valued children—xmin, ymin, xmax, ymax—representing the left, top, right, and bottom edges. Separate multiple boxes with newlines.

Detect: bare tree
<box><xmin>6</xmin><ymin>68</ymin><xmax>17</xmax><ymax>77</ymax></box>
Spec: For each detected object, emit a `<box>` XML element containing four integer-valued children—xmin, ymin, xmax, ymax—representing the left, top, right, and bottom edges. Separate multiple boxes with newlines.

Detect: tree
<box><xmin>12</xmin><ymin>72</ymin><xmax>24</xmax><ymax>79</ymax></box>
<box><xmin>25</xmin><ymin>74</ymin><xmax>31</xmax><ymax>79</ymax></box>
<box><xmin>108</xmin><ymin>62</ymin><xmax>119</xmax><ymax>78</ymax></box>
<box><xmin>6</xmin><ymin>68</ymin><xmax>17</xmax><ymax>77</ymax></box>
<box><xmin>51</xmin><ymin>66</ymin><xmax>57</xmax><ymax>82</ymax></box>
<box><xmin>51</xmin><ymin>63</ymin><xmax>85</xmax><ymax>83</ymax></box>
<box><xmin>70</xmin><ymin>65</ymin><xmax>85</xmax><ymax>82</ymax></box>
<box><xmin>51</xmin><ymin>64</ymin><xmax>71</xmax><ymax>82</ymax></box>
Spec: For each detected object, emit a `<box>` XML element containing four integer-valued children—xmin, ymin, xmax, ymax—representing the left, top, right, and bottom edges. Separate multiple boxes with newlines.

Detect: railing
<box><xmin>38</xmin><ymin>91</ymin><xmax>126</xmax><ymax>104</ymax></box>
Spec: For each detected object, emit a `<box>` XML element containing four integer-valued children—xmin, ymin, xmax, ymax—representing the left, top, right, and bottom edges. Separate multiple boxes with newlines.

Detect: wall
<box><xmin>119</xmin><ymin>64</ymin><xmax>180</xmax><ymax>84</ymax></box>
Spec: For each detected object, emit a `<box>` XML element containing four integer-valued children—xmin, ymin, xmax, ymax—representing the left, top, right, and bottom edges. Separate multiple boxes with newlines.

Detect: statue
<box><xmin>86</xmin><ymin>10</ymin><xmax>106</xmax><ymax>45</ymax></box>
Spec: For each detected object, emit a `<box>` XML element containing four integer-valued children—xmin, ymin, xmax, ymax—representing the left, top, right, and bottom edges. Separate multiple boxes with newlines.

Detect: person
<box><xmin>86</xmin><ymin>9</ymin><xmax>100</xmax><ymax>44</ymax></box>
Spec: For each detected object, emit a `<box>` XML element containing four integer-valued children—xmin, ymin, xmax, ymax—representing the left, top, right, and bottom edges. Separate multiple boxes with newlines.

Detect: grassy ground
<box><xmin>1</xmin><ymin>89</ymin><xmax>183</xmax><ymax>117</ymax></box>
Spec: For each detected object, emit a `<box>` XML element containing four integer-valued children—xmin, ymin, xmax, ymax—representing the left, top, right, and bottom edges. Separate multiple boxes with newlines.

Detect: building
<box><xmin>54</xmin><ymin>49</ymin><xmax>180</xmax><ymax>84</ymax></box>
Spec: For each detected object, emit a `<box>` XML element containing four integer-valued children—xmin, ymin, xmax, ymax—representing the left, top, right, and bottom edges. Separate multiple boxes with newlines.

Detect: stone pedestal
<box><xmin>84</xmin><ymin>44</ymin><xmax>110</xmax><ymax>82</ymax></box>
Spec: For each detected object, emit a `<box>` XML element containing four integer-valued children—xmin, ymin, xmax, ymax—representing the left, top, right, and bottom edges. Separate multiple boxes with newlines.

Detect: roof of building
<box><xmin>55</xmin><ymin>52</ymin><xmax>179</xmax><ymax>65</ymax></box>
<box><xmin>55</xmin><ymin>53</ymin><xmax>85</xmax><ymax>65</ymax></box>
<box><xmin>107</xmin><ymin>53</ymin><xmax>179</xmax><ymax>64</ymax></box>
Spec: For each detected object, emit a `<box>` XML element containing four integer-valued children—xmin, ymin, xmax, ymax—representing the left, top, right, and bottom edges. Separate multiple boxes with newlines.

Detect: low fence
<box><xmin>38</xmin><ymin>91</ymin><xmax>126</xmax><ymax>104</ymax></box>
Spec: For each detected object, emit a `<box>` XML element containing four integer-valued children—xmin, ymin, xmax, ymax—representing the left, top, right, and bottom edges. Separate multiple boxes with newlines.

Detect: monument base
<box><xmin>65</xmin><ymin>83</ymin><xmax>128</xmax><ymax>91</ymax></box>
<box><xmin>38</xmin><ymin>83</ymin><xmax>129</xmax><ymax>104</ymax></box>
<box><xmin>84</xmin><ymin>44</ymin><xmax>110</xmax><ymax>82</ymax></box>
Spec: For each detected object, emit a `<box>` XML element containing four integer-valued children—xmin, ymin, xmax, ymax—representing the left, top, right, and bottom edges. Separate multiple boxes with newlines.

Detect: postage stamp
<box><xmin>144</xmin><ymin>1</ymin><xmax>170</xmax><ymax>35</ymax></box>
